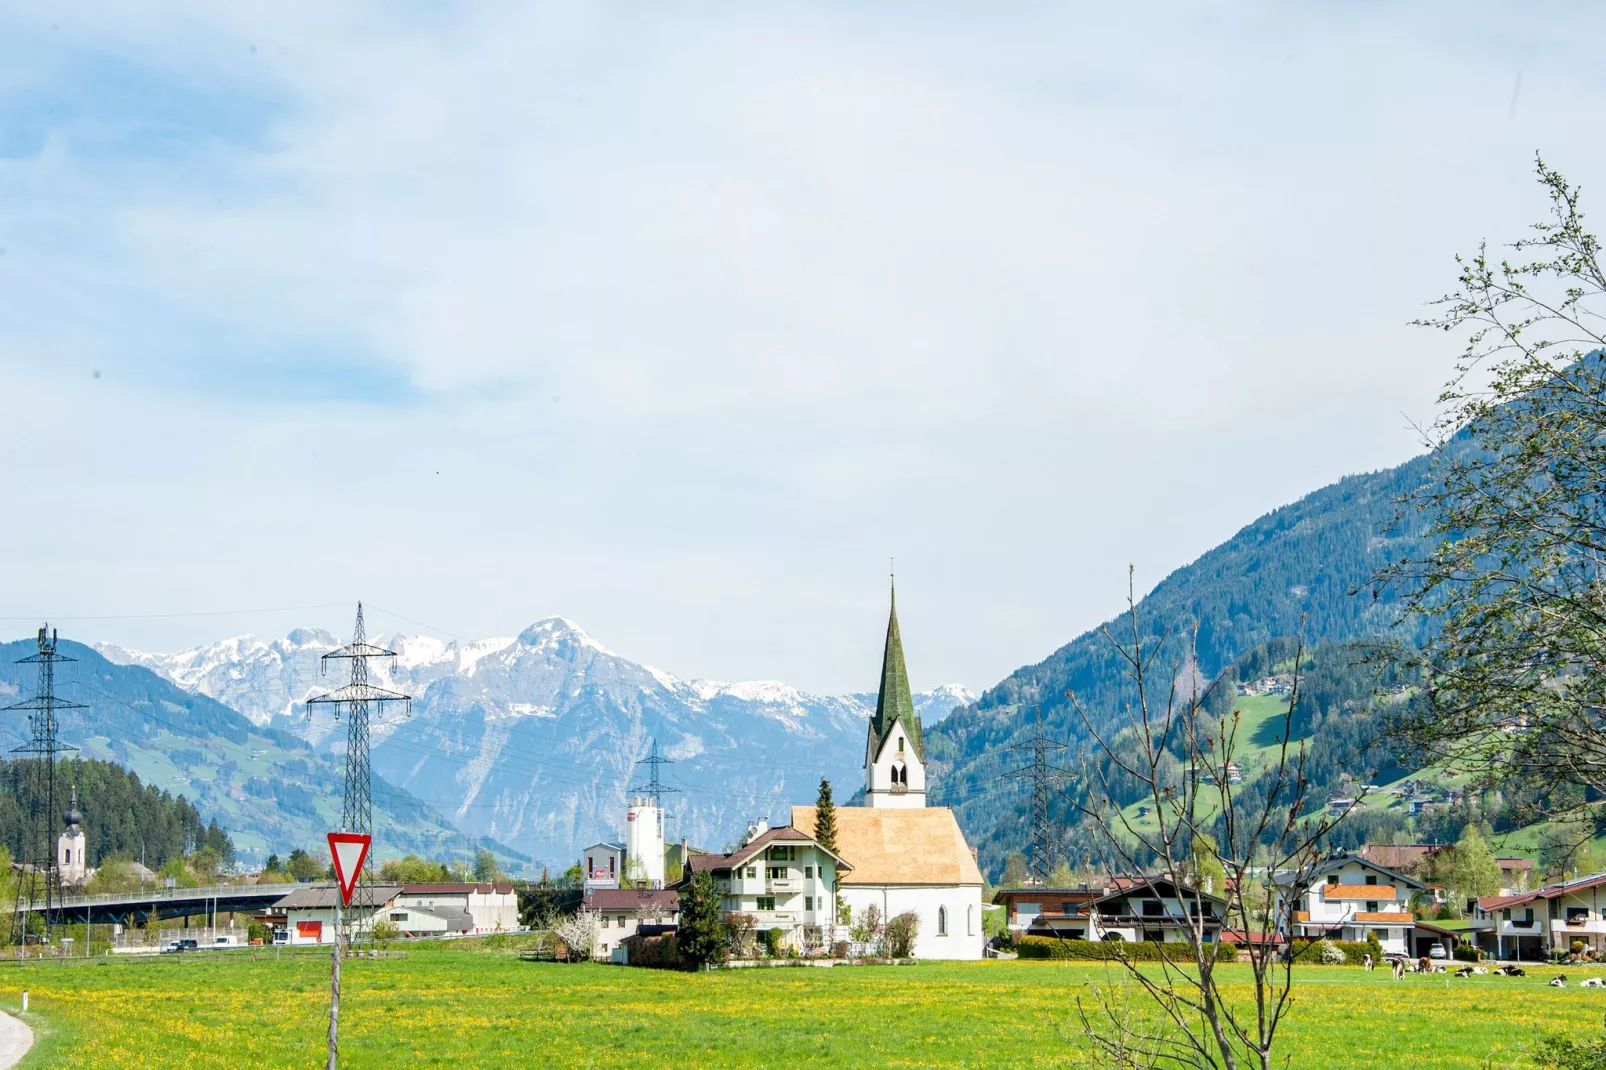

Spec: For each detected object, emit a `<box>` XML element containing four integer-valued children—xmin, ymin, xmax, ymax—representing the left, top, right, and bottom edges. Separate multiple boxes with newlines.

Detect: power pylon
<box><xmin>631</xmin><ymin>738</ymin><xmax>681</xmax><ymax>809</ymax></box>
<box><xmin>306</xmin><ymin>604</ymin><xmax>410</xmax><ymax>945</ymax></box>
<box><xmin>4</xmin><ymin>625</ymin><xmax>82</xmax><ymax>950</ymax></box>
<box><xmin>1000</xmin><ymin>704</ymin><xmax>1074</xmax><ymax>883</ymax></box>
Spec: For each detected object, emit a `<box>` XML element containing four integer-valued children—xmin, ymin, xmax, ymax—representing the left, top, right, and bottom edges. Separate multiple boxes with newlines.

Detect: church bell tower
<box><xmin>865</xmin><ymin>579</ymin><xmax>926</xmax><ymax>809</ymax></box>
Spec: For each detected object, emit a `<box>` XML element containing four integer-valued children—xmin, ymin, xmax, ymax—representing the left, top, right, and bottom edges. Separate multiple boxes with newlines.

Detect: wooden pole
<box><xmin>328</xmin><ymin>897</ymin><xmax>342</xmax><ymax>1070</ymax></box>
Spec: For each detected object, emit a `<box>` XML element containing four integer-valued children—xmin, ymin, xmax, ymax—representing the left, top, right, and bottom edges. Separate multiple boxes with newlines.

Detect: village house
<box><xmin>1471</xmin><ymin>872</ymin><xmax>1606</xmax><ymax>960</ymax></box>
<box><xmin>398</xmin><ymin>883</ymin><xmax>519</xmax><ymax>933</ymax></box>
<box><xmin>678</xmin><ymin>822</ymin><xmax>849</xmax><ymax>953</ymax></box>
<box><xmin>994</xmin><ymin>879</ymin><xmax>1225</xmax><ymax>943</ymax></box>
<box><xmin>585</xmin><ymin>887</ymin><xmax>679</xmax><ymax>961</ymax></box>
<box><xmin>1274</xmin><ymin>854</ymin><xmax>1425</xmax><ymax>956</ymax></box>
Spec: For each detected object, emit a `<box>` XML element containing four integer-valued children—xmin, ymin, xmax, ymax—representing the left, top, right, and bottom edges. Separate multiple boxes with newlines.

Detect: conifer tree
<box><xmin>815</xmin><ymin>778</ymin><xmax>838</xmax><ymax>854</ymax></box>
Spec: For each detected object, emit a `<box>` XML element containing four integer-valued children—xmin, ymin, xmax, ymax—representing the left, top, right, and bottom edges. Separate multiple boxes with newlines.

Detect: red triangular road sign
<box><xmin>327</xmin><ymin>832</ymin><xmax>372</xmax><ymax>906</ymax></box>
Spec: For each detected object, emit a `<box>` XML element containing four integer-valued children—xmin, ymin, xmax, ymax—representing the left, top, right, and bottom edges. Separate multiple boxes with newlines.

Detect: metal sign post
<box><xmin>325</xmin><ymin>832</ymin><xmax>371</xmax><ymax>1070</ymax></box>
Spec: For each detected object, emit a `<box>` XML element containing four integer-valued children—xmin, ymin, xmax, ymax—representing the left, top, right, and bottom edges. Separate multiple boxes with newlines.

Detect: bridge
<box><xmin>18</xmin><ymin>883</ymin><xmax>307</xmax><ymax>926</ymax></box>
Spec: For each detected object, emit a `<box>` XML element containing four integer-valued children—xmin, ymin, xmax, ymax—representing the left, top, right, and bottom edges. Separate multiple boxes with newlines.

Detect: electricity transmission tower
<box><xmin>631</xmin><ymin>738</ymin><xmax>680</xmax><ymax>809</ymax></box>
<box><xmin>306</xmin><ymin>604</ymin><xmax>409</xmax><ymax>945</ymax></box>
<box><xmin>4</xmin><ymin>625</ymin><xmax>82</xmax><ymax>950</ymax></box>
<box><xmin>1000</xmin><ymin>704</ymin><xmax>1074</xmax><ymax>883</ymax></box>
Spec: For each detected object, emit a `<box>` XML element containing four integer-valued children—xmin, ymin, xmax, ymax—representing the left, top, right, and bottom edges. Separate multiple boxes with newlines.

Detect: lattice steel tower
<box><xmin>5</xmin><ymin>625</ymin><xmax>82</xmax><ymax>949</ymax></box>
<box><xmin>306</xmin><ymin>604</ymin><xmax>409</xmax><ymax>943</ymax></box>
<box><xmin>631</xmin><ymin>738</ymin><xmax>681</xmax><ymax>809</ymax></box>
<box><xmin>1000</xmin><ymin>704</ymin><xmax>1074</xmax><ymax>883</ymax></box>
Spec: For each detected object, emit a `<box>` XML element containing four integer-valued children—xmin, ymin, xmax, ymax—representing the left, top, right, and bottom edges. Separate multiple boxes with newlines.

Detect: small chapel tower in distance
<box><xmin>58</xmin><ymin>786</ymin><xmax>87</xmax><ymax>886</ymax></box>
<box><xmin>865</xmin><ymin>580</ymin><xmax>927</xmax><ymax>809</ymax></box>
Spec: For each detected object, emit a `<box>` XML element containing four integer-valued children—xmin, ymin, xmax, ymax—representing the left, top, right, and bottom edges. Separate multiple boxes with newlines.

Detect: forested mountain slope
<box><xmin>928</xmin><ymin>451</ymin><xmax>1439</xmax><ymax>873</ymax></box>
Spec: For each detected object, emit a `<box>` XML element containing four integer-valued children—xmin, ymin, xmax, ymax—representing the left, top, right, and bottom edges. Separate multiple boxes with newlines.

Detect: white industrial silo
<box><xmin>625</xmin><ymin>797</ymin><xmax>665</xmax><ymax>887</ymax></box>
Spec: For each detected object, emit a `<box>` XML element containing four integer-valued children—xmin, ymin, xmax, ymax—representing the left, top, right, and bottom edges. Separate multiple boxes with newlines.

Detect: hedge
<box><xmin>1017</xmin><ymin>936</ymin><xmax>1238</xmax><ymax>963</ymax></box>
<box><xmin>1288</xmin><ymin>939</ymin><xmax>1379</xmax><ymax>965</ymax></box>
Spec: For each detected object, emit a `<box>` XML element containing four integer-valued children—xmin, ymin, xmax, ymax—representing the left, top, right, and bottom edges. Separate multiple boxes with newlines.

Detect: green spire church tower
<box><xmin>865</xmin><ymin>580</ymin><xmax>927</xmax><ymax>809</ymax></box>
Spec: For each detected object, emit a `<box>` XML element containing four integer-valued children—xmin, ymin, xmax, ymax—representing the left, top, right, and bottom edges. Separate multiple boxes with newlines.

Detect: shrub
<box><xmin>886</xmin><ymin>911</ymin><xmax>920</xmax><ymax>959</ymax></box>
<box><xmin>1015</xmin><ymin>936</ymin><xmax>1237</xmax><ymax>962</ymax></box>
<box><xmin>1288</xmin><ymin>939</ymin><xmax>1377</xmax><ymax>965</ymax></box>
<box><xmin>1452</xmin><ymin>941</ymin><xmax>1482</xmax><ymax>963</ymax></box>
<box><xmin>1365</xmin><ymin>930</ymin><xmax>1385</xmax><ymax>964</ymax></box>
<box><xmin>1318</xmin><ymin>939</ymin><xmax>1348</xmax><ymax>965</ymax></box>
<box><xmin>831</xmin><ymin>940</ymin><xmax>850</xmax><ymax>959</ymax></box>
<box><xmin>759</xmin><ymin>927</ymin><xmax>783</xmax><ymax>958</ymax></box>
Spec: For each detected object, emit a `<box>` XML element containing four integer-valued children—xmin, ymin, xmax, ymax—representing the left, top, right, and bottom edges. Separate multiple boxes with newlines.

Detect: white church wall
<box><xmin>838</xmin><ymin>884</ymin><xmax>984</xmax><ymax>961</ymax></box>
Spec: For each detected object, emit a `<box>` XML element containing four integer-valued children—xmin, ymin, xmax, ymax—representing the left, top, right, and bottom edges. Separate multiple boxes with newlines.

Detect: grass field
<box><xmin>2</xmin><ymin>943</ymin><xmax>1604</xmax><ymax>1068</ymax></box>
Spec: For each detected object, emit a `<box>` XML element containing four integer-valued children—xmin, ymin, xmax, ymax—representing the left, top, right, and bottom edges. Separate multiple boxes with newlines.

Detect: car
<box><xmin>1429</xmin><ymin>945</ymin><xmax>1447</xmax><ymax>960</ymax></box>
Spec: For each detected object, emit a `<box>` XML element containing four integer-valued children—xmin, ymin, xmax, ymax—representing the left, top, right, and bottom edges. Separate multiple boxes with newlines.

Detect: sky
<box><xmin>2</xmin><ymin>3</ymin><xmax>1604</xmax><ymax>697</ymax></box>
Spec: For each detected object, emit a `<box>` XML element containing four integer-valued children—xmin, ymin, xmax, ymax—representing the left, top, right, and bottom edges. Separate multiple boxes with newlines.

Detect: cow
<box><xmin>1495</xmin><ymin>965</ymin><xmax>1527</xmax><ymax>977</ymax></box>
<box><xmin>1583</xmin><ymin>978</ymin><xmax>1604</xmax><ymax>988</ymax></box>
<box><xmin>1551</xmin><ymin>975</ymin><xmax>1569</xmax><ymax>987</ymax></box>
<box><xmin>1391</xmin><ymin>957</ymin><xmax>1406</xmax><ymax>981</ymax></box>
<box><xmin>1363</xmin><ymin>953</ymin><xmax>1374</xmax><ymax>972</ymax></box>
<box><xmin>1418</xmin><ymin>956</ymin><xmax>1431</xmax><ymax>974</ymax></box>
<box><xmin>1455</xmin><ymin>966</ymin><xmax>1475</xmax><ymax>978</ymax></box>
<box><xmin>1472</xmin><ymin>967</ymin><xmax>1489</xmax><ymax>975</ymax></box>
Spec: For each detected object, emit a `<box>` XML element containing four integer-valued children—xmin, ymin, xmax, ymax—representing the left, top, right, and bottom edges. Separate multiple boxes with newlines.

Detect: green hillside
<box><xmin>926</xmin><ymin>452</ymin><xmax>1443</xmax><ymax>874</ymax></box>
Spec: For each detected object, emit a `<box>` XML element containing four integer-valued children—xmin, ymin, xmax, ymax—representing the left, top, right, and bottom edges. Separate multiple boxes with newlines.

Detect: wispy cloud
<box><xmin>2</xmin><ymin>3</ymin><xmax>1603</xmax><ymax>692</ymax></box>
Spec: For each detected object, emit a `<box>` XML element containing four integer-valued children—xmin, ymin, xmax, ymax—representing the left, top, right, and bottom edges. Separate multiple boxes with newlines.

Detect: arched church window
<box><xmin>968</xmin><ymin>905</ymin><xmax>975</xmax><ymax>935</ymax></box>
<box><xmin>898</xmin><ymin>736</ymin><xmax>904</xmax><ymax>754</ymax></box>
<box><xmin>938</xmin><ymin>906</ymin><xmax>947</xmax><ymax>936</ymax></box>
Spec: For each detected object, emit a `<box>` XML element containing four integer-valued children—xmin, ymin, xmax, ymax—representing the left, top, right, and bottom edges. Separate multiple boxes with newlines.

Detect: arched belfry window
<box><xmin>938</xmin><ymin>906</ymin><xmax>948</xmax><ymax>936</ymax></box>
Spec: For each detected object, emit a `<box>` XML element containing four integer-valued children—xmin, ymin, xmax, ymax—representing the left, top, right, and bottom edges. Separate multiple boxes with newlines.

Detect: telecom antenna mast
<box><xmin>5</xmin><ymin>625</ymin><xmax>83</xmax><ymax>950</ymax></box>
<box><xmin>1000</xmin><ymin>703</ymin><xmax>1074</xmax><ymax>883</ymax></box>
<box><xmin>306</xmin><ymin>604</ymin><xmax>410</xmax><ymax>945</ymax></box>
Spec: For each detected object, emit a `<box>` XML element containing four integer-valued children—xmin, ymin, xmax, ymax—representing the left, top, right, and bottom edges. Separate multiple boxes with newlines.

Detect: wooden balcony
<box><xmin>1322</xmin><ymin>885</ymin><xmax>1397</xmax><ymax>901</ymax></box>
<box><xmin>1354</xmin><ymin>912</ymin><xmax>1412</xmax><ymax>923</ymax></box>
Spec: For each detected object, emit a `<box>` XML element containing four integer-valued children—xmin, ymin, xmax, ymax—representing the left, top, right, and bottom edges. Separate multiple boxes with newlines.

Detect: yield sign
<box><xmin>327</xmin><ymin>832</ymin><xmax>372</xmax><ymax>906</ymax></box>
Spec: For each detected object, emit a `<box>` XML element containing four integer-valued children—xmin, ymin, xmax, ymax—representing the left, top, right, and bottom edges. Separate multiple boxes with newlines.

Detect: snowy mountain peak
<box><xmin>516</xmin><ymin>617</ymin><xmax>611</xmax><ymax>655</ymax></box>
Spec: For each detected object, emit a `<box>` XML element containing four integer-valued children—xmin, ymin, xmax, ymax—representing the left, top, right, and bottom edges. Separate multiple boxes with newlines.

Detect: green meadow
<box><xmin>2</xmin><ymin>942</ymin><xmax>1603</xmax><ymax>1068</ymax></box>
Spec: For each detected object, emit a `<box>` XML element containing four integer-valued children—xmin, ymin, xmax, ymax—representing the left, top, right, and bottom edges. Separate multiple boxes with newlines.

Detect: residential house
<box><xmin>678</xmin><ymin>823</ymin><xmax>850</xmax><ymax>954</ymax></box>
<box><xmin>399</xmin><ymin>883</ymin><xmax>519</xmax><ymax>933</ymax></box>
<box><xmin>1473</xmin><ymin>872</ymin><xmax>1606</xmax><ymax>960</ymax></box>
<box><xmin>992</xmin><ymin>887</ymin><xmax>1104</xmax><ymax>935</ymax></box>
<box><xmin>584</xmin><ymin>887</ymin><xmax>679</xmax><ymax>961</ymax></box>
<box><xmin>1274</xmin><ymin>854</ymin><xmax>1425</xmax><ymax>955</ymax></box>
<box><xmin>999</xmin><ymin>878</ymin><xmax>1225</xmax><ymax>944</ymax></box>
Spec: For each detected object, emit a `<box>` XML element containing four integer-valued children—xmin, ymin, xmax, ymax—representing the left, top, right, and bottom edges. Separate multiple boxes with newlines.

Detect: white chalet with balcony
<box><xmin>1274</xmin><ymin>854</ymin><xmax>1424</xmax><ymax>956</ymax></box>
<box><xmin>679</xmin><ymin>821</ymin><xmax>851</xmax><ymax>953</ymax></box>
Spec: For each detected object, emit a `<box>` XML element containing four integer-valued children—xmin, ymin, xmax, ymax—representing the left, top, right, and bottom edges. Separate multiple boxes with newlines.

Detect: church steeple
<box><xmin>870</xmin><ymin>579</ymin><xmax>922</xmax><ymax>762</ymax></box>
<box><xmin>865</xmin><ymin>574</ymin><xmax>927</xmax><ymax>808</ymax></box>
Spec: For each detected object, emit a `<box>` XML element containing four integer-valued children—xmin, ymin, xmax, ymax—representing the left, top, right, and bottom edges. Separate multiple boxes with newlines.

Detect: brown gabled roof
<box><xmin>791</xmin><ymin>806</ymin><xmax>983</xmax><ymax>887</ymax></box>
<box><xmin>584</xmin><ymin>888</ymin><xmax>679</xmax><ymax>912</ymax></box>
<box><xmin>1479</xmin><ymin>871</ymin><xmax>1606</xmax><ymax>912</ymax></box>
<box><xmin>677</xmin><ymin>826</ymin><xmax>851</xmax><ymax>883</ymax></box>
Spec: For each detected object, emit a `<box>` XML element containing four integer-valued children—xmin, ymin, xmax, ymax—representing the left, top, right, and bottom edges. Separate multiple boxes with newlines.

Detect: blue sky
<box><xmin>3</xmin><ymin>3</ymin><xmax>1604</xmax><ymax>694</ymax></box>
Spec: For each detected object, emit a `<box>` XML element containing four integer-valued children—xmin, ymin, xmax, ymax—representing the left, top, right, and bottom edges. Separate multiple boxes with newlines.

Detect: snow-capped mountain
<box><xmin>97</xmin><ymin>619</ymin><xmax>974</xmax><ymax>868</ymax></box>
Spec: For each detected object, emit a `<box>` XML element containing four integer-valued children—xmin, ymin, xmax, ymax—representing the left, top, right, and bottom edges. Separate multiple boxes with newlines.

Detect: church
<box><xmin>791</xmin><ymin>584</ymin><xmax>985</xmax><ymax>960</ymax></box>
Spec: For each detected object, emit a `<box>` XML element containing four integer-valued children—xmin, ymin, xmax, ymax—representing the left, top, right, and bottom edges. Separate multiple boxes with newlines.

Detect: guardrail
<box><xmin>17</xmin><ymin>882</ymin><xmax>306</xmax><ymax>913</ymax></box>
